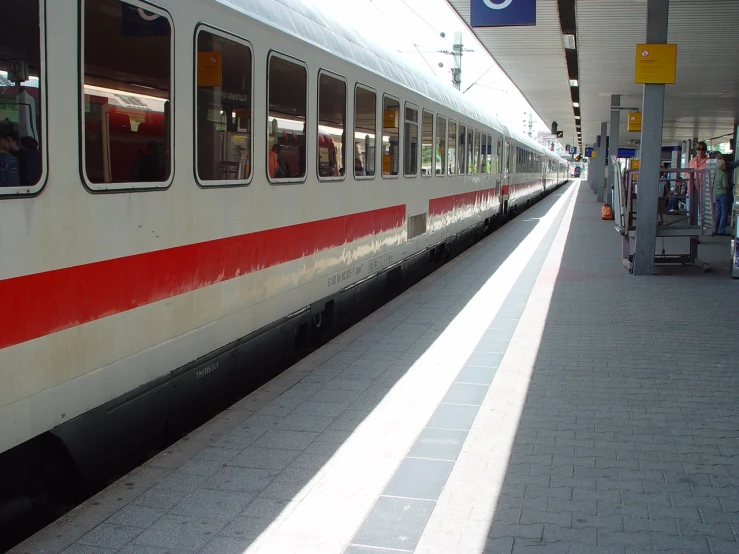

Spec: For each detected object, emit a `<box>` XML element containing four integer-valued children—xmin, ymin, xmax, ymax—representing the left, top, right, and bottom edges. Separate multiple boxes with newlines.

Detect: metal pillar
<box><xmin>452</xmin><ymin>31</ymin><xmax>462</xmax><ymax>91</ymax></box>
<box><xmin>632</xmin><ymin>0</ymin><xmax>669</xmax><ymax>276</ymax></box>
<box><xmin>608</xmin><ymin>96</ymin><xmax>621</xmax><ymax>207</ymax></box>
<box><xmin>597</xmin><ymin>123</ymin><xmax>609</xmax><ymax>203</ymax></box>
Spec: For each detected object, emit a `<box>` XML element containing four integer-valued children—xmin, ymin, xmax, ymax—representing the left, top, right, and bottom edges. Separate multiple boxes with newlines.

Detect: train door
<box><xmin>502</xmin><ymin>139</ymin><xmax>512</xmax><ymax>215</ymax></box>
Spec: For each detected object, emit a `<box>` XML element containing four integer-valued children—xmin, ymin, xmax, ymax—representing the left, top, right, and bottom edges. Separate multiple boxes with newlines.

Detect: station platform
<box><xmin>13</xmin><ymin>181</ymin><xmax>739</xmax><ymax>554</ymax></box>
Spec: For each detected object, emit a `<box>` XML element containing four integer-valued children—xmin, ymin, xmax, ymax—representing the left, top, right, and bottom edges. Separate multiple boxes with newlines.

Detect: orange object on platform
<box><xmin>601</xmin><ymin>204</ymin><xmax>614</xmax><ymax>220</ymax></box>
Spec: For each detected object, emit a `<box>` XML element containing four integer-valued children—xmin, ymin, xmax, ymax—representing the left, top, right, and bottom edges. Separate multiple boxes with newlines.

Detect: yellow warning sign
<box><xmin>197</xmin><ymin>51</ymin><xmax>222</xmax><ymax>87</ymax></box>
<box><xmin>635</xmin><ymin>44</ymin><xmax>677</xmax><ymax>84</ymax></box>
<box><xmin>630</xmin><ymin>159</ymin><xmax>640</xmax><ymax>170</ymax></box>
<box><xmin>627</xmin><ymin>112</ymin><xmax>642</xmax><ymax>132</ymax></box>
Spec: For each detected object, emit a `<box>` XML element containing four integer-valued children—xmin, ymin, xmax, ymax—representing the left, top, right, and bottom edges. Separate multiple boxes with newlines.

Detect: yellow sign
<box><xmin>591</xmin><ymin>149</ymin><xmax>597</xmax><ymax>159</ymax></box>
<box><xmin>627</xmin><ymin>112</ymin><xmax>642</xmax><ymax>132</ymax></box>
<box><xmin>383</xmin><ymin>109</ymin><xmax>398</xmax><ymax>129</ymax></box>
<box><xmin>630</xmin><ymin>159</ymin><xmax>640</xmax><ymax>170</ymax></box>
<box><xmin>197</xmin><ymin>51</ymin><xmax>222</xmax><ymax>87</ymax></box>
<box><xmin>635</xmin><ymin>43</ymin><xmax>677</xmax><ymax>84</ymax></box>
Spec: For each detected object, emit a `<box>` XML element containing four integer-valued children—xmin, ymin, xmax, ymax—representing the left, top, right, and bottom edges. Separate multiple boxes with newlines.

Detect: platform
<box><xmin>13</xmin><ymin>181</ymin><xmax>739</xmax><ymax>554</ymax></box>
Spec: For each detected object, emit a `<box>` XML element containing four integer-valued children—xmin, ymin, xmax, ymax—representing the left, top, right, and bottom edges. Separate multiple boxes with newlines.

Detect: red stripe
<box><xmin>428</xmin><ymin>188</ymin><xmax>499</xmax><ymax>217</ymax></box>
<box><xmin>1</xmin><ymin>206</ymin><xmax>405</xmax><ymax>350</ymax></box>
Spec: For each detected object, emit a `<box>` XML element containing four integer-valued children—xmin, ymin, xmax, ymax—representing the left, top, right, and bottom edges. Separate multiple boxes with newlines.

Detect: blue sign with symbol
<box><xmin>470</xmin><ymin>0</ymin><xmax>537</xmax><ymax>28</ymax></box>
<box><xmin>585</xmin><ymin>147</ymin><xmax>593</xmax><ymax>158</ymax></box>
<box><xmin>121</xmin><ymin>5</ymin><xmax>170</xmax><ymax>36</ymax></box>
<box><xmin>568</xmin><ymin>146</ymin><xmax>577</xmax><ymax>155</ymax></box>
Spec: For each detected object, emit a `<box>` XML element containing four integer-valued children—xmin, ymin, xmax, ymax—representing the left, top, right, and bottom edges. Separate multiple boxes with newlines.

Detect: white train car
<box><xmin>0</xmin><ymin>0</ymin><xmax>568</xmax><ymax>520</ymax></box>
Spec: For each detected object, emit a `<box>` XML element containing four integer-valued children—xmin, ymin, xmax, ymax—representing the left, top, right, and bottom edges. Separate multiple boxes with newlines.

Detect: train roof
<box><xmin>214</xmin><ymin>0</ymin><xmax>566</xmax><ymax>162</ymax></box>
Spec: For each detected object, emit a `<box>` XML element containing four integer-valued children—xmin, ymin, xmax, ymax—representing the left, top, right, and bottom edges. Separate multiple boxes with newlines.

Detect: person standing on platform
<box><xmin>713</xmin><ymin>154</ymin><xmax>739</xmax><ymax>236</ymax></box>
<box><xmin>687</xmin><ymin>141</ymin><xmax>708</xmax><ymax>222</ymax></box>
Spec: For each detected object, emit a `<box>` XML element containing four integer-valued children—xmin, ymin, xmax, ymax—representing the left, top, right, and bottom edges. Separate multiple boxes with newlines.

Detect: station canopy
<box><xmin>446</xmin><ymin>0</ymin><xmax>739</xmax><ymax>153</ymax></box>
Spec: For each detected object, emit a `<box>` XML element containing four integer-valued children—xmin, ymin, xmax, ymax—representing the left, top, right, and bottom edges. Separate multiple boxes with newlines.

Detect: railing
<box><xmin>616</xmin><ymin>166</ymin><xmax>713</xmax><ymax>271</ymax></box>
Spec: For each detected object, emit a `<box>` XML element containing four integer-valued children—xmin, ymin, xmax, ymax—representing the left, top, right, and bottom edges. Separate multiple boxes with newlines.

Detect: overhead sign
<box><xmin>585</xmin><ymin>147</ymin><xmax>593</xmax><ymax>158</ymax></box>
<box><xmin>635</xmin><ymin>44</ymin><xmax>677</xmax><ymax>84</ymax></box>
<box><xmin>618</xmin><ymin>148</ymin><xmax>636</xmax><ymax>158</ymax></box>
<box><xmin>568</xmin><ymin>146</ymin><xmax>577</xmax><ymax>155</ymax></box>
<box><xmin>627</xmin><ymin>112</ymin><xmax>642</xmax><ymax>132</ymax></box>
<box><xmin>121</xmin><ymin>5</ymin><xmax>170</xmax><ymax>36</ymax></box>
<box><xmin>470</xmin><ymin>0</ymin><xmax>537</xmax><ymax>28</ymax></box>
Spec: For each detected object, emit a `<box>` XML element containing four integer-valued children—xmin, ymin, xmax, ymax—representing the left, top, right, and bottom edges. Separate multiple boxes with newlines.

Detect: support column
<box><xmin>632</xmin><ymin>0</ymin><xmax>669</xmax><ymax>276</ymax></box>
<box><xmin>608</xmin><ymin>95</ymin><xmax>621</xmax><ymax>207</ymax></box>
<box><xmin>597</xmin><ymin>122</ymin><xmax>609</xmax><ymax>203</ymax></box>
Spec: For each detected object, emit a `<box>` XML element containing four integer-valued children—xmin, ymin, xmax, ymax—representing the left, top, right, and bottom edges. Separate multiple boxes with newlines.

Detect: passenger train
<box><xmin>0</xmin><ymin>0</ymin><xmax>568</xmax><ymax>527</ymax></box>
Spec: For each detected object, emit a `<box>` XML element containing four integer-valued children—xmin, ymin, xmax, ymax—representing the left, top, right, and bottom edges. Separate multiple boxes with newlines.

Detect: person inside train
<box><xmin>0</xmin><ymin>137</ymin><xmax>20</xmax><ymax>186</ymax></box>
<box><xmin>2</xmin><ymin>132</ymin><xmax>40</xmax><ymax>186</ymax></box>
<box><xmin>269</xmin><ymin>143</ymin><xmax>288</xmax><ymax>178</ymax></box>
<box><xmin>354</xmin><ymin>157</ymin><xmax>365</xmax><ymax>176</ymax></box>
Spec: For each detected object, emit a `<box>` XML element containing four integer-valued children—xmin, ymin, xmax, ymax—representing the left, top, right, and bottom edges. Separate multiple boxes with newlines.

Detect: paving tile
<box><xmin>132</xmin><ymin>515</ymin><xmax>225</xmax><ymax>551</ymax></box>
<box><xmin>351</xmin><ymin>497</ymin><xmax>436</xmax><ymax>551</ymax></box>
<box><xmin>427</xmin><ymin>404</ymin><xmax>481</xmax><ymax>431</ymax></box>
<box><xmin>382</xmin><ymin>458</ymin><xmax>454</xmax><ymax>500</ymax></box>
<box><xmin>407</xmin><ymin>428</ymin><xmax>468</xmax><ymax>461</ymax></box>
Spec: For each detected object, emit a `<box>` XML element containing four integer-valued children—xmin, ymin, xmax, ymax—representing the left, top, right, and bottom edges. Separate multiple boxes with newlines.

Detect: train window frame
<box><xmin>457</xmin><ymin>123</ymin><xmax>466</xmax><ymax>175</ymax></box>
<box><xmin>316</xmin><ymin>69</ymin><xmax>346</xmax><ymax>182</ymax></box>
<box><xmin>447</xmin><ymin>119</ymin><xmax>456</xmax><ymax>176</ymax></box>
<box><xmin>193</xmin><ymin>25</ymin><xmax>254</xmax><ymax>189</ymax></box>
<box><xmin>266</xmin><ymin>50</ymin><xmax>308</xmax><ymax>185</ymax></box>
<box><xmin>0</xmin><ymin>0</ymin><xmax>48</xmax><ymax>197</ymax></box>
<box><xmin>435</xmin><ymin>114</ymin><xmax>446</xmax><ymax>177</ymax></box>
<box><xmin>420</xmin><ymin>108</ymin><xmax>433</xmax><ymax>178</ymax></box>
<box><xmin>353</xmin><ymin>83</ymin><xmax>377</xmax><ymax>181</ymax></box>
<box><xmin>381</xmin><ymin>93</ymin><xmax>400</xmax><ymax>179</ymax></box>
<box><xmin>79</xmin><ymin>0</ymin><xmax>175</xmax><ymax>192</ymax></box>
<box><xmin>403</xmin><ymin>101</ymin><xmax>418</xmax><ymax>178</ymax></box>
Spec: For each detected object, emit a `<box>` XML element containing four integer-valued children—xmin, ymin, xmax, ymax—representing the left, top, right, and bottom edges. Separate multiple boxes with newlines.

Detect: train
<box><xmin>0</xmin><ymin>0</ymin><xmax>568</xmax><ymax>535</ymax></box>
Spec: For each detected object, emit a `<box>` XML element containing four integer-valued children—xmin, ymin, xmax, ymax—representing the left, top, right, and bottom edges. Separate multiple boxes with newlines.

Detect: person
<box><xmin>686</xmin><ymin>141</ymin><xmax>708</xmax><ymax>218</ymax></box>
<box><xmin>713</xmin><ymin>154</ymin><xmax>739</xmax><ymax>236</ymax></box>
<box><xmin>0</xmin><ymin>137</ymin><xmax>20</xmax><ymax>186</ymax></box>
<box><xmin>354</xmin><ymin>157</ymin><xmax>366</xmax><ymax>177</ymax></box>
<box><xmin>269</xmin><ymin>144</ymin><xmax>288</xmax><ymax>178</ymax></box>
<box><xmin>19</xmin><ymin>136</ymin><xmax>42</xmax><ymax>185</ymax></box>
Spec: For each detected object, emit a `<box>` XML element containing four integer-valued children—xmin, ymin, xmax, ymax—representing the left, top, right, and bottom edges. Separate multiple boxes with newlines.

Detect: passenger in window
<box><xmin>354</xmin><ymin>157</ymin><xmax>365</xmax><ymax>177</ymax></box>
<box><xmin>0</xmin><ymin>137</ymin><xmax>20</xmax><ymax>186</ymax></box>
<box><xmin>269</xmin><ymin>144</ymin><xmax>288</xmax><ymax>178</ymax></box>
<box><xmin>19</xmin><ymin>137</ymin><xmax>42</xmax><ymax>186</ymax></box>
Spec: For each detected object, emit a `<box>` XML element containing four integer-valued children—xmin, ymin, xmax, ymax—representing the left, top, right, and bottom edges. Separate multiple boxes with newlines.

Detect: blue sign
<box><xmin>470</xmin><ymin>0</ymin><xmax>537</xmax><ymax>28</ymax></box>
<box><xmin>121</xmin><ymin>5</ymin><xmax>170</xmax><ymax>36</ymax></box>
<box><xmin>568</xmin><ymin>146</ymin><xmax>577</xmax><ymax>155</ymax></box>
<box><xmin>618</xmin><ymin>148</ymin><xmax>636</xmax><ymax>158</ymax></box>
<box><xmin>585</xmin><ymin>147</ymin><xmax>593</xmax><ymax>158</ymax></box>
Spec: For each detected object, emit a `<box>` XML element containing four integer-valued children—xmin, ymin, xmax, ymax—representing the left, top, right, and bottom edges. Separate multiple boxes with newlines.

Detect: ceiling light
<box><xmin>562</xmin><ymin>34</ymin><xmax>576</xmax><ymax>49</ymax></box>
<box><xmin>572</xmin><ymin>102</ymin><xmax>580</xmax><ymax>108</ymax></box>
<box><xmin>575</xmin><ymin>115</ymin><xmax>581</xmax><ymax>120</ymax></box>
<box><xmin>569</xmin><ymin>79</ymin><xmax>579</xmax><ymax>87</ymax></box>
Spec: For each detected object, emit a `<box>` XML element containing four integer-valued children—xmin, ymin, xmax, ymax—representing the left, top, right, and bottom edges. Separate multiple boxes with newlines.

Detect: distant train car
<box><xmin>0</xmin><ymin>0</ymin><xmax>568</xmax><ymax>521</ymax></box>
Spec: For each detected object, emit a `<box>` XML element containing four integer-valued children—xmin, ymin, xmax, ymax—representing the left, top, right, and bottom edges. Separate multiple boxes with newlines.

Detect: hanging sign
<box><xmin>627</xmin><ymin>112</ymin><xmax>642</xmax><ymax>132</ymax></box>
<box><xmin>635</xmin><ymin>44</ymin><xmax>677</xmax><ymax>84</ymax></box>
<box><xmin>470</xmin><ymin>0</ymin><xmax>537</xmax><ymax>28</ymax></box>
<box><xmin>197</xmin><ymin>52</ymin><xmax>222</xmax><ymax>87</ymax></box>
<box><xmin>585</xmin><ymin>147</ymin><xmax>593</xmax><ymax>158</ymax></box>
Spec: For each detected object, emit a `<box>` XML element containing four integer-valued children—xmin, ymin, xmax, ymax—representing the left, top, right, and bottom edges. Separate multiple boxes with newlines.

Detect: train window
<box><xmin>447</xmin><ymin>119</ymin><xmax>456</xmax><ymax>175</ymax></box>
<box><xmin>421</xmin><ymin>109</ymin><xmax>433</xmax><ymax>177</ymax></box>
<box><xmin>466</xmin><ymin>128</ymin><xmax>474</xmax><ymax>174</ymax></box>
<box><xmin>317</xmin><ymin>71</ymin><xmax>346</xmax><ymax>180</ymax></box>
<box><xmin>381</xmin><ymin>94</ymin><xmax>399</xmax><ymax>177</ymax></box>
<box><xmin>195</xmin><ymin>28</ymin><xmax>253</xmax><ymax>186</ymax></box>
<box><xmin>457</xmin><ymin>124</ymin><xmax>465</xmax><ymax>175</ymax></box>
<box><xmin>435</xmin><ymin>115</ymin><xmax>446</xmax><ymax>176</ymax></box>
<box><xmin>0</xmin><ymin>0</ymin><xmax>45</xmax><ymax>193</ymax></box>
<box><xmin>267</xmin><ymin>53</ymin><xmax>307</xmax><ymax>182</ymax></box>
<box><xmin>473</xmin><ymin>130</ymin><xmax>480</xmax><ymax>174</ymax></box>
<box><xmin>403</xmin><ymin>103</ymin><xmax>418</xmax><ymax>177</ymax></box>
<box><xmin>481</xmin><ymin>133</ymin><xmax>487</xmax><ymax>174</ymax></box>
<box><xmin>354</xmin><ymin>84</ymin><xmax>376</xmax><ymax>178</ymax></box>
<box><xmin>82</xmin><ymin>0</ymin><xmax>172</xmax><ymax>190</ymax></box>
<box><xmin>496</xmin><ymin>138</ymin><xmax>502</xmax><ymax>174</ymax></box>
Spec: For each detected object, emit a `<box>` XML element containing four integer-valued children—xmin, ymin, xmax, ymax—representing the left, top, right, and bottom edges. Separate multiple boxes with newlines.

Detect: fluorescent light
<box><xmin>572</xmin><ymin>102</ymin><xmax>580</xmax><ymax>108</ymax></box>
<box><xmin>562</xmin><ymin>34</ymin><xmax>576</xmax><ymax>49</ymax></box>
<box><xmin>575</xmin><ymin>115</ymin><xmax>581</xmax><ymax>120</ymax></box>
<box><xmin>569</xmin><ymin>79</ymin><xmax>579</xmax><ymax>87</ymax></box>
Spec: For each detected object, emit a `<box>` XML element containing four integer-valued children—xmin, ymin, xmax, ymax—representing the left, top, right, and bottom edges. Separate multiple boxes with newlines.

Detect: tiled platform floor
<box><xmin>13</xmin><ymin>181</ymin><xmax>739</xmax><ymax>554</ymax></box>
